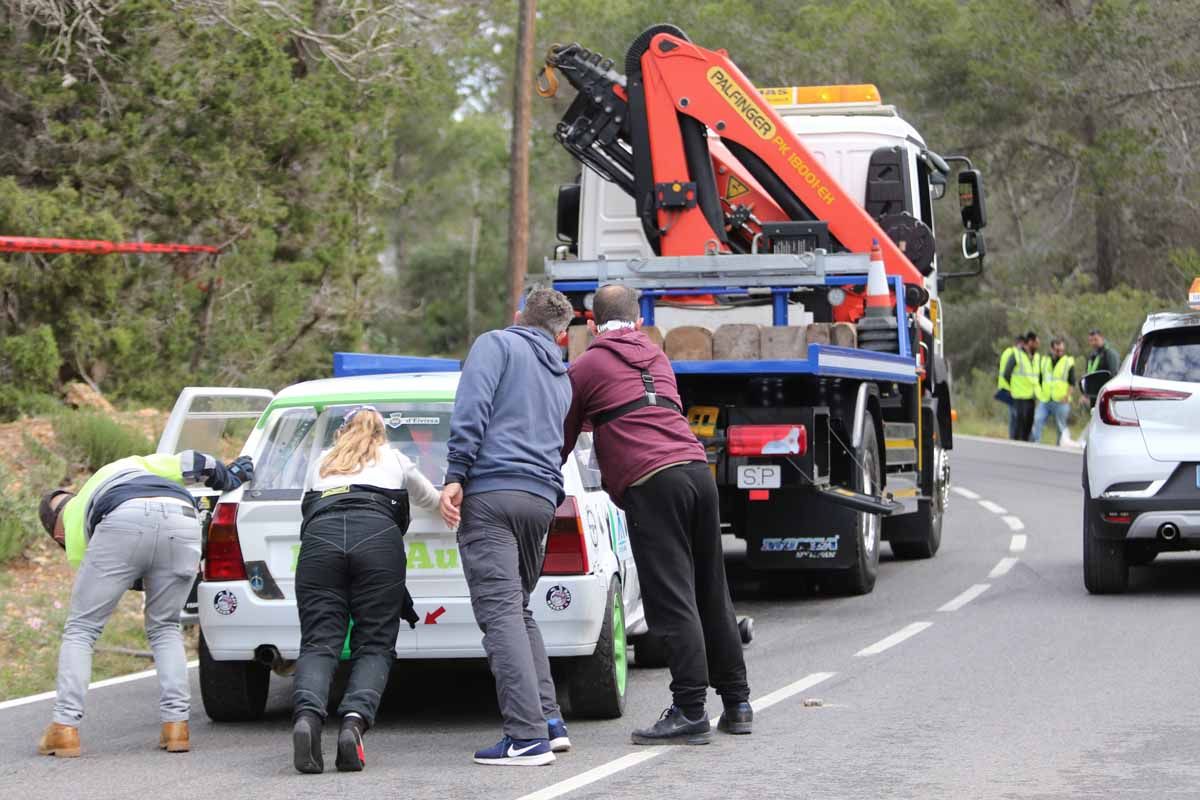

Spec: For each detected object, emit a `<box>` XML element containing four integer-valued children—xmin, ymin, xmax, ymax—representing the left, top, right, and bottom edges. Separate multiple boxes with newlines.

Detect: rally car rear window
<box><xmin>245</xmin><ymin>403</ymin><xmax>453</xmax><ymax>501</ymax></box>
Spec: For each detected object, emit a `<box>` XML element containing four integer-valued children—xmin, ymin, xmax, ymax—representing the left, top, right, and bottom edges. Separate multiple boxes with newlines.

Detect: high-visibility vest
<box><xmin>997</xmin><ymin>346</ymin><xmax>1017</xmax><ymax>392</ymax></box>
<box><xmin>1040</xmin><ymin>355</ymin><xmax>1074</xmax><ymax>403</ymax></box>
<box><xmin>1010</xmin><ymin>350</ymin><xmax>1038</xmax><ymax>400</ymax></box>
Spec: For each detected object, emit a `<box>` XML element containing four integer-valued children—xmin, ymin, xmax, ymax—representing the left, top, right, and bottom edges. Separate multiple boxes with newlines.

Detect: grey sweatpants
<box><xmin>53</xmin><ymin>499</ymin><xmax>201</xmax><ymax>727</ymax></box>
<box><xmin>458</xmin><ymin>490</ymin><xmax>561</xmax><ymax>740</ymax></box>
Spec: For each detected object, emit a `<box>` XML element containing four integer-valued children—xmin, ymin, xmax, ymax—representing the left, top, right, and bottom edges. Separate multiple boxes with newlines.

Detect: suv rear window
<box><xmin>246</xmin><ymin>403</ymin><xmax>453</xmax><ymax>501</ymax></box>
<box><xmin>1134</xmin><ymin>327</ymin><xmax>1200</xmax><ymax>382</ymax></box>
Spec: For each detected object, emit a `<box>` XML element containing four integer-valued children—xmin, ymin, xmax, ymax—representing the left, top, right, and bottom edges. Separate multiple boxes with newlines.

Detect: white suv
<box><xmin>158</xmin><ymin>368</ymin><xmax>648</xmax><ymax>721</ymax></box>
<box><xmin>1081</xmin><ymin>312</ymin><xmax>1200</xmax><ymax>593</ymax></box>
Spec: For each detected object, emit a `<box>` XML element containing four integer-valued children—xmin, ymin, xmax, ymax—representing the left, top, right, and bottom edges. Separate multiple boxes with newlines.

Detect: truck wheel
<box><xmin>842</xmin><ymin>415</ymin><xmax>882</xmax><ymax>595</ymax></box>
<box><xmin>199</xmin><ymin>631</ymin><xmax>270</xmax><ymax>722</ymax></box>
<box><xmin>632</xmin><ymin>631</ymin><xmax>669</xmax><ymax>668</ymax></box>
<box><xmin>1083</xmin><ymin>484</ymin><xmax>1128</xmax><ymax>594</ymax></box>
<box><xmin>888</xmin><ymin>442</ymin><xmax>946</xmax><ymax>559</ymax></box>
<box><xmin>567</xmin><ymin>578</ymin><xmax>627</xmax><ymax>718</ymax></box>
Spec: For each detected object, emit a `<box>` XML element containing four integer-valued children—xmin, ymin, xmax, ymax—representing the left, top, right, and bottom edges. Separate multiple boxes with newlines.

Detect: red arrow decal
<box><xmin>424</xmin><ymin>606</ymin><xmax>446</xmax><ymax>625</ymax></box>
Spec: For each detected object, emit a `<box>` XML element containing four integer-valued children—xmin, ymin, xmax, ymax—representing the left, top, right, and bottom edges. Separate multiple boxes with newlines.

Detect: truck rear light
<box><xmin>543</xmin><ymin>497</ymin><xmax>590</xmax><ymax>575</ymax></box>
<box><xmin>205</xmin><ymin>501</ymin><xmax>247</xmax><ymax>581</ymax></box>
<box><xmin>728</xmin><ymin>424</ymin><xmax>807</xmax><ymax>456</ymax></box>
<box><xmin>1098</xmin><ymin>387</ymin><xmax>1190</xmax><ymax>427</ymax></box>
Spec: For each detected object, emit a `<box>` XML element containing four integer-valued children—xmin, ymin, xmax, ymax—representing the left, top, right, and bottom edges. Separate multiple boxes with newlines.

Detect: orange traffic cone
<box><xmin>1189</xmin><ymin>277</ymin><xmax>1200</xmax><ymax>310</ymax></box>
<box><xmin>864</xmin><ymin>238</ymin><xmax>892</xmax><ymax>318</ymax></box>
<box><xmin>856</xmin><ymin>238</ymin><xmax>900</xmax><ymax>353</ymax></box>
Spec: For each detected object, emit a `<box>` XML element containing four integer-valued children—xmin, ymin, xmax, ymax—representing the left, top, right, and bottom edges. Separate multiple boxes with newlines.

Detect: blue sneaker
<box><xmin>473</xmin><ymin>736</ymin><xmax>556</xmax><ymax>766</ymax></box>
<box><xmin>548</xmin><ymin>718</ymin><xmax>571</xmax><ymax>753</ymax></box>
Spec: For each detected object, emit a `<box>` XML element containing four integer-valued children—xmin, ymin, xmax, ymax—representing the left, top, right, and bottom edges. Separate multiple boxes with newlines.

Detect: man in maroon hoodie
<box><xmin>562</xmin><ymin>284</ymin><xmax>751</xmax><ymax>745</ymax></box>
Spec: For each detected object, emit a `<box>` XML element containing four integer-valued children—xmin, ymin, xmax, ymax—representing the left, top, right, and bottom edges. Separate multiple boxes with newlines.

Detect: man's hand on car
<box><xmin>440</xmin><ymin>482</ymin><xmax>463</xmax><ymax>528</ymax></box>
<box><xmin>208</xmin><ymin>455</ymin><xmax>255</xmax><ymax>491</ymax></box>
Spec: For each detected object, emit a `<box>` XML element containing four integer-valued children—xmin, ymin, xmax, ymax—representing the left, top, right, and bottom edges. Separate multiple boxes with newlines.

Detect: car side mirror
<box><xmin>958</xmin><ymin>169</ymin><xmax>987</xmax><ymax>230</ymax></box>
<box><xmin>961</xmin><ymin>229</ymin><xmax>986</xmax><ymax>260</ymax></box>
<box><xmin>1080</xmin><ymin>370</ymin><xmax>1112</xmax><ymax>398</ymax></box>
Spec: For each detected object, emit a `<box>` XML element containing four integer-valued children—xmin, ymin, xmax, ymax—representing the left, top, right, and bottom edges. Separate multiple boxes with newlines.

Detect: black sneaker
<box><xmin>335</xmin><ymin>714</ymin><xmax>367</xmax><ymax>772</ymax></box>
<box><xmin>717</xmin><ymin>702</ymin><xmax>753</xmax><ymax>735</ymax></box>
<box><xmin>292</xmin><ymin>711</ymin><xmax>324</xmax><ymax>774</ymax></box>
<box><xmin>631</xmin><ymin>706</ymin><xmax>711</xmax><ymax>746</ymax></box>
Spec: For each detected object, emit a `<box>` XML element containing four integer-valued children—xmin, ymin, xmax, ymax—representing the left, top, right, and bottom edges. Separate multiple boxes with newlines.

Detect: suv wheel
<box><xmin>1083</xmin><ymin>485</ymin><xmax>1128</xmax><ymax>594</ymax></box>
<box><xmin>199</xmin><ymin>631</ymin><xmax>270</xmax><ymax>722</ymax></box>
<box><xmin>566</xmin><ymin>577</ymin><xmax>627</xmax><ymax>718</ymax></box>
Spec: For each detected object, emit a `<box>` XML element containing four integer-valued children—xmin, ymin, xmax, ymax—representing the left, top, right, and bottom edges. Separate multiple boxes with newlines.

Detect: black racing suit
<box><xmin>292</xmin><ymin>486</ymin><xmax>418</xmax><ymax>726</ymax></box>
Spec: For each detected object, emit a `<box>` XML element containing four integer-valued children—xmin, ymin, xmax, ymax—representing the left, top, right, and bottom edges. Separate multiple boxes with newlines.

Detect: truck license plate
<box><xmin>737</xmin><ymin>465</ymin><xmax>781</xmax><ymax>489</ymax></box>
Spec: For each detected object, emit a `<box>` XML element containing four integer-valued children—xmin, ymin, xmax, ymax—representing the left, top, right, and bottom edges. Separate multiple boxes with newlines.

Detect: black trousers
<box><xmin>622</xmin><ymin>462</ymin><xmax>750</xmax><ymax>714</ymax></box>
<box><xmin>292</xmin><ymin>505</ymin><xmax>405</xmax><ymax>726</ymax></box>
<box><xmin>1013</xmin><ymin>398</ymin><xmax>1036</xmax><ymax>441</ymax></box>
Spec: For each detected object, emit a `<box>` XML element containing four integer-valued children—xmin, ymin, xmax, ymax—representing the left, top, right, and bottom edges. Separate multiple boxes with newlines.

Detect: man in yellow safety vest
<box><xmin>1031</xmin><ymin>337</ymin><xmax>1075</xmax><ymax>445</ymax></box>
<box><xmin>995</xmin><ymin>333</ymin><xmax>1025</xmax><ymax>439</ymax></box>
<box><xmin>1003</xmin><ymin>331</ymin><xmax>1040</xmax><ymax>441</ymax></box>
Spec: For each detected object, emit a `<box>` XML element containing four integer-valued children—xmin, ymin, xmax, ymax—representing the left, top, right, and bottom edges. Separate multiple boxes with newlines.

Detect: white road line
<box><xmin>938</xmin><ymin>583</ymin><xmax>991</xmax><ymax>612</ymax></box>
<box><xmin>952</xmin><ymin>486</ymin><xmax>980</xmax><ymax>500</ymax></box>
<box><xmin>989</xmin><ymin>557</ymin><xmax>1019</xmax><ymax>578</ymax></box>
<box><xmin>1010</xmin><ymin>534</ymin><xmax>1028</xmax><ymax>553</ymax></box>
<box><xmin>978</xmin><ymin>500</ymin><xmax>1008</xmax><ymax>515</ymax></box>
<box><xmin>1002</xmin><ymin>515</ymin><xmax>1025</xmax><ymax>531</ymax></box>
<box><xmin>520</xmin><ymin>672</ymin><xmax>837</xmax><ymax>800</ymax></box>
<box><xmin>854</xmin><ymin>622</ymin><xmax>933</xmax><ymax>657</ymax></box>
<box><xmin>0</xmin><ymin>660</ymin><xmax>199</xmax><ymax>712</ymax></box>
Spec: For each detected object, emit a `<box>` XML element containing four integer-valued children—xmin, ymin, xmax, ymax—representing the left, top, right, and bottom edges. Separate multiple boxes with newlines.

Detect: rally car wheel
<box><xmin>199</xmin><ymin>631</ymin><xmax>270</xmax><ymax>722</ymax></box>
<box><xmin>567</xmin><ymin>577</ymin><xmax>627</xmax><ymax>718</ymax></box>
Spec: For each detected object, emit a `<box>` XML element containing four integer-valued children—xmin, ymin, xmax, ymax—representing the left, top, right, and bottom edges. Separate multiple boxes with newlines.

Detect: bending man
<box><xmin>561</xmin><ymin>284</ymin><xmax>751</xmax><ymax>746</ymax></box>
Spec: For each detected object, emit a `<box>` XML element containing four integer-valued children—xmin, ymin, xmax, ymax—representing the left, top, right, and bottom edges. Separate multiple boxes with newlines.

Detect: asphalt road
<box><xmin>4</xmin><ymin>436</ymin><xmax>1198</xmax><ymax>799</ymax></box>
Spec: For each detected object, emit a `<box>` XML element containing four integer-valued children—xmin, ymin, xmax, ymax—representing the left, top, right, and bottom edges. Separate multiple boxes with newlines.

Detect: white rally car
<box><xmin>1081</xmin><ymin>311</ymin><xmax>1200</xmax><ymax>593</ymax></box>
<box><xmin>158</xmin><ymin>362</ymin><xmax>648</xmax><ymax>721</ymax></box>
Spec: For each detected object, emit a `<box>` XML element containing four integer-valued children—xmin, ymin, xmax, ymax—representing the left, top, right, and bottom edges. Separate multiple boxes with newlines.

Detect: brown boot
<box><xmin>159</xmin><ymin>722</ymin><xmax>190</xmax><ymax>753</ymax></box>
<box><xmin>38</xmin><ymin>723</ymin><xmax>81</xmax><ymax>758</ymax></box>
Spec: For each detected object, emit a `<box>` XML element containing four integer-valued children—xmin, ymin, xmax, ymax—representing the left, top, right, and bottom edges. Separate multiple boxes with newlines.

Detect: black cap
<box><xmin>39</xmin><ymin>489</ymin><xmax>74</xmax><ymax>537</ymax></box>
<box><xmin>1089</xmin><ymin>328</ymin><xmax>1102</xmax><ymax>336</ymax></box>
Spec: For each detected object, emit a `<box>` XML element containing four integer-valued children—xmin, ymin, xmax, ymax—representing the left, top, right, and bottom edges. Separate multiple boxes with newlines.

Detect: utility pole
<box><xmin>506</xmin><ymin>0</ymin><xmax>536</xmax><ymax>318</ymax></box>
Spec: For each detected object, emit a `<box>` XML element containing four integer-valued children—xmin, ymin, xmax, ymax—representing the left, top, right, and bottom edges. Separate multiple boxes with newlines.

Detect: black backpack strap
<box><xmin>592</xmin><ymin>370</ymin><xmax>684</xmax><ymax>428</ymax></box>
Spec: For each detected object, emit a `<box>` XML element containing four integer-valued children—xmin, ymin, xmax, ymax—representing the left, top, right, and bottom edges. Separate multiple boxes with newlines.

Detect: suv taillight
<box><xmin>728</xmin><ymin>424</ymin><xmax>807</xmax><ymax>456</ymax></box>
<box><xmin>1098</xmin><ymin>386</ymin><xmax>1191</xmax><ymax>427</ymax></box>
<box><xmin>205</xmin><ymin>502</ymin><xmax>247</xmax><ymax>581</ymax></box>
<box><xmin>543</xmin><ymin>497</ymin><xmax>590</xmax><ymax>575</ymax></box>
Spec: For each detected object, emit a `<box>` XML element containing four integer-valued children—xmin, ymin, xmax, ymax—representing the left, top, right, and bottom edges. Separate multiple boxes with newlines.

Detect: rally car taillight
<box><xmin>543</xmin><ymin>497</ymin><xmax>590</xmax><ymax>575</ymax></box>
<box><xmin>205</xmin><ymin>501</ymin><xmax>247</xmax><ymax>581</ymax></box>
<box><xmin>1098</xmin><ymin>386</ymin><xmax>1190</xmax><ymax>427</ymax></box>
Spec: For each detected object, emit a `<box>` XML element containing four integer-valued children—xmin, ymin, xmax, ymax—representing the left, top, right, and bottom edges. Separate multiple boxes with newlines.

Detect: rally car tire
<box><xmin>567</xmin><ymin>578</ymin><xmax>627</xmax><ymax>719</ymax></box>
<box><xmin>199</xmin><ymin>632</ymin><xmax>270</xmax><ymax>722</ymax></box>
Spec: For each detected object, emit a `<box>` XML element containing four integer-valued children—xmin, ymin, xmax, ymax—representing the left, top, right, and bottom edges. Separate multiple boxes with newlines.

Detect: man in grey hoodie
<box><xmin>440</xmin><ymin>288</ymin><xmax>575</xmax><ymax>766</ymax></box>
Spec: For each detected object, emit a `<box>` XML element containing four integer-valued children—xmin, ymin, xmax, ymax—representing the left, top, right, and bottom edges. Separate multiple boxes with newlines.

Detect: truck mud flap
<box><xmin>743</xmin><ymin>490</ymin><xmax>861</xmax><ymax>571</ymax></box>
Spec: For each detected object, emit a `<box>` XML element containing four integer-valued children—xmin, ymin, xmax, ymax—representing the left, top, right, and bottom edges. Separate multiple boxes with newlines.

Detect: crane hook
<box><xmin>536</xmin><ymin>64</ymin><xmax>559</xmax><ymax>98</ymax></box>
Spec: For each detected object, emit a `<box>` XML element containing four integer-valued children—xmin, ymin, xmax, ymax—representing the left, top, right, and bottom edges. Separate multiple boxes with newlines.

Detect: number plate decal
<box><xmin>737</xmin><ymin>465</ymin><xmax>782</xmax><ymax>489</ymax></box>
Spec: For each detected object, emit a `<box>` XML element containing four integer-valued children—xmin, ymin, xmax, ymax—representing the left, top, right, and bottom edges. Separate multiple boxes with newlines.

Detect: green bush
<box><xmin>0</xmin><ymin>325</ymin><xmax>61</xmax><ymax>391</ymax></box>
<box><xmin>0</xmin><ymin>387</ymin><xmax>60</xmax><ymax>423</ymax></box>
<box><xmin>54</xmin><ymin>412</ymin><xmax>154</xmax><ymax>471</ymax></box>
<box><xmin>0</xmin><ymin>461</ymin><xmax>39</xmax><ymax>562</ymax></box>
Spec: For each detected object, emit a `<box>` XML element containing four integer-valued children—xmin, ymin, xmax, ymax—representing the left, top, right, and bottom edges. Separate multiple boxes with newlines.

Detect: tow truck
<box><xmin>536</xmin><ymin>24</ymin><xmax>989</xmax><ymax>592</ymax></box>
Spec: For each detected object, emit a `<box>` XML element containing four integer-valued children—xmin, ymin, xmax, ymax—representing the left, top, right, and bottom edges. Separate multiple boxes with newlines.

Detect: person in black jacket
<box><xmin>291</xmin><ymin>407</ymin><xmax>439</xmax><ymax>774</ymax></box>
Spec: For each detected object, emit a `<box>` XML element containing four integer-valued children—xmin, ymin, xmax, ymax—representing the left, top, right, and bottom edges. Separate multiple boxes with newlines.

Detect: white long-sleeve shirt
<box><xmin>309</xmin><ymin>445</ymin><xmax>440</xmax><ymax>511</ymax></box>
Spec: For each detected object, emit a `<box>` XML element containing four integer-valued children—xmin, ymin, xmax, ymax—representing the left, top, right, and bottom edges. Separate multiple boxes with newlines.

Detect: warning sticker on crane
<box><xmin>725</xmin><ymin>176</ymin><xmax>750</xmax><ymax>202</ymax></box>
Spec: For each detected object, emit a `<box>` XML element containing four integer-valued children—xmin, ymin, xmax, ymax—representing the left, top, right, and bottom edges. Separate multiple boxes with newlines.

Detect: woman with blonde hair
<box><xmin>291</xmin><ymin>406</ymin><xmax>439</xmax><ymax>774</ymax></box>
